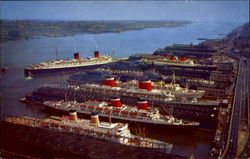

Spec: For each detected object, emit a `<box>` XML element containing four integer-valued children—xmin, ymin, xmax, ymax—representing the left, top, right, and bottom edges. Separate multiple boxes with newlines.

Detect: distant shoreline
<box><xmin>0</xmin><ymin>20</ymin><xmax>191</xmax><ymax>43</ymax></box>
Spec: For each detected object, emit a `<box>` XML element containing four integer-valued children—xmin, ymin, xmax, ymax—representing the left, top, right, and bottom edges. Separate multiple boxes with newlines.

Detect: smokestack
<box><xmin>180</xmin><ymin>56</ymin><xmax>187</xmax><ymax>61</ymax></box>
<box><xmin>163</xmin><ymin>53</ymin><xmax>168</xmax><ymax>58</ymax></box>
<box><xmin>137</xmin><ymin>99</ymin><xmax>148</xmax><ymax>111</ymax></box>
<box><xmin>102</xmin><ymin>77</ymin><xmax>116</xmax><ymax>87</ymax></box>
<box><xmin>170</xmin><ymin>55</ymin><xmax>176</xmax><ymax>60</ymax></box>
<box><xmin>110</xmin><ymin>97</ymin><xmax>122</xmax><ymax>107</ymax></box>
<box><xmin>74</xmin><ymin>52</ymin><xmax>80</xmax><ymax>59</ymax></box>
<box><xmin>94</xmin><ymin>51</ymin><xmax>100</xmax><ymax>58</ymax></box>
<box><xmin>69</xmin><ymin>110</ymin><xmax>78</xmax><ymax>121</ymax></box>
<box><xmin>138</xmin><ymin>80</ymin><xmax>152</xmax><ymax>91</ymax></box>
<box><xmin>91</xmin><ymin>112</ymin><xmax>100</xmax><ymax>125</ymax></box>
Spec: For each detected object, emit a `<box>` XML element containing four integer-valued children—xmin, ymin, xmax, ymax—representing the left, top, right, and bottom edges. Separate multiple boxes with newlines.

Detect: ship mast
<box><xmin>170</xmin><ymin>104</ymin><xmax>173</xmax><ymax>117</ymax></box>
<box><xmin>171</xmin><ymin>70</ymin><xmax>176</xmax><ymax>87</ymax></box>
<box><xmin>111</xmin><ymin>50</ymin><xmax>116</xmax><ymax>58</ymax></box>
<box><xmin>186</xmin><ymin>82</ymin><xmax>189</xmax><ymax>90</ymax></box>
<box><xmin>55</xmin><ymin>48</ymin><xmax>59</xmax><ymax>60</ymax></box>
<box><xmin>64</xmin><ymin>92</ymin><xmax>67</xmax><ymax>106</ymax></box>
<box><xmin>109</xmin><ymin>110</ymin><xmax>112</xmax><ymax>125</ymax></box>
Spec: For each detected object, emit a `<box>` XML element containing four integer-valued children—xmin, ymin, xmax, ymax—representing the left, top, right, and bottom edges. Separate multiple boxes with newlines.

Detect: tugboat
<box><xmin>24</xmin><ymin>51</ymin><xmax>113</xmax><ymax>76</ymax></box>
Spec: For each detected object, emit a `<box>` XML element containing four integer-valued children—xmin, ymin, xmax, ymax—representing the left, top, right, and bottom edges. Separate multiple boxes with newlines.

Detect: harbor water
<box><xmin>0</xmin><ymin>21</ymin><xmax>243</xmax><ymax>158</ymax></box>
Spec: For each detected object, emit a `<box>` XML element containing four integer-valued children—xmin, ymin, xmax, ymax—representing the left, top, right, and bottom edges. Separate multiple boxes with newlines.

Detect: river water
<box><xmin>0</xmin><ymin>21</ymin><xmax>243</xmax><ymax>158</ymax></box>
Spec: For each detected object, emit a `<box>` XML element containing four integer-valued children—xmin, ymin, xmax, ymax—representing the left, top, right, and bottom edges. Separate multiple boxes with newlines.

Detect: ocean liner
<box><xmin>4</xmin><ymin>111</ymin><xmax>173</xmax><ymax>153</ymax></box>
<box><xmin>43</xmin><ymin>98</ymin><xmax>200</xmax><ymax>128</ymax></box>
<box><xmin>139</xmin><ymin>54</ymin><xmax>217</xmax><ymax>70</ymax></box>
<box><xmin>64</xmin><ymin>75</ymin><xmax>204</xmax><ymax>100</ymax></box>
<box><xmin>24</xmin><ymin>51</ymin><xmax>112</xmax><ymax>76</ymax></box>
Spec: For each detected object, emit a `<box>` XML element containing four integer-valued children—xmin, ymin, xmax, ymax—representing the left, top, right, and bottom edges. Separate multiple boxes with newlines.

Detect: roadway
<box><xmin>222</xmin><ymin>58</ymin><xmax>248</xmax><ymax>159</ymax></box>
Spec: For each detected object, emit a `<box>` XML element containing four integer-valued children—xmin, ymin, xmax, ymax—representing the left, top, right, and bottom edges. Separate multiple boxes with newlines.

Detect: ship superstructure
<box><xmin>24</xmin><ymin>51</ymin><xmax>112</xmax><ymax>76</ymax></box>
<box><xmin>43</xmin><ymin>98</ymin><xmax>200</xmax><ymax>127</ymax></box>
<box><xmin>117</xmin><ymin>72</ymin><xmax>205</xmax><ymax>99</ymax></box>
<box><xmin>78</xmin><ymin>78</ymin><xmax>175</xmax><ymax>101</ymax></box>
<box><xmin>69</xmin><ymin>73</ymin><xmax>205</xmax><ymax>100</ymax></box>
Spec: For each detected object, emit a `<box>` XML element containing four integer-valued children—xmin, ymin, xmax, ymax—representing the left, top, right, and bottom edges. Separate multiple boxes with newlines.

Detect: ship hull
<box><xmin>24</xmin><ymin>63</ymin><xmax>108</xmax><ymax>77</ymax></box>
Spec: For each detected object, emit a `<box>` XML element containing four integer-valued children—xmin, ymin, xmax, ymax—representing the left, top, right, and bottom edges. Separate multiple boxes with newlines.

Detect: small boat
<box><xmin>1</xmin><ymin>67</ymin><xmax>8</xmax><ymax>72</ymax></box>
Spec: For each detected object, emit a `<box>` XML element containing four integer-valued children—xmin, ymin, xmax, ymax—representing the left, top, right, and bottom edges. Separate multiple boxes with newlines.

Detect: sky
<box><xmin>0</xmin><ymin>1</ymin><xmax>249</xmax><ymax>22</ymax></box>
